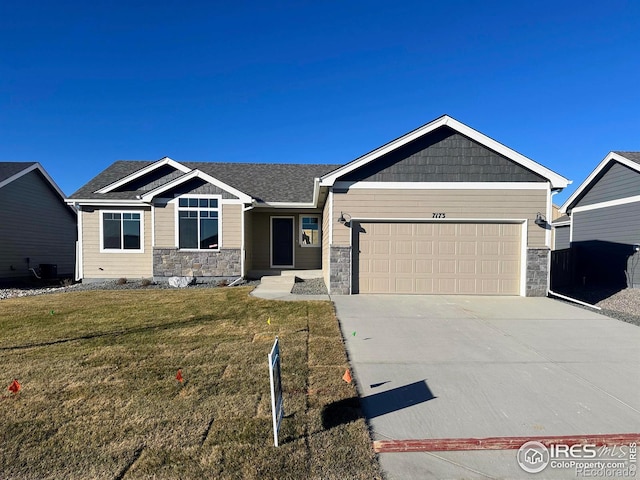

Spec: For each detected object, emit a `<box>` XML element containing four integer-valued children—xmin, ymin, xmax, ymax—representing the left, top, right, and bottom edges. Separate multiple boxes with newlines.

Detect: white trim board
<box><xmin>571</xmin><ymin>195</ymin><xmax>640</xmax><ymax>214</ymax></box>
<box><xmin>348</xmin><ymin>217</ymin><xmax>528</xmax><ymax>224</ymax></box>
<box><xmin>65</xmin><ymin>199</ymin><xmax>146</xmax><ymax>207</ymax></box>
<box><xmin>320</xmin><ymin>115</ymin><xmax>570</xmax><ymax>189</ymax></box>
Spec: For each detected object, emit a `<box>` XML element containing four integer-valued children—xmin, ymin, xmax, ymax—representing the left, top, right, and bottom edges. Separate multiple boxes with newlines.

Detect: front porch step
<box><xmin>248</xmin><ymin>269</ymin><xmax>323</xmax><ymax>280</ymax></box>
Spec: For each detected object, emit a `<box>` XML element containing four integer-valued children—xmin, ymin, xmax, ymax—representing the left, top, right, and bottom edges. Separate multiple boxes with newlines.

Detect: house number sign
<box><xmin>432</xmin><ymin>213</ymin><xmax>446</xmax><ymax>218</ymax></box>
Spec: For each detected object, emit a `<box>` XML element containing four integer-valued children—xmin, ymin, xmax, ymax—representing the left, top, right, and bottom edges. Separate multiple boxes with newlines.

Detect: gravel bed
<box><xmin>0</xmin><ymin>278</ymin><xmax>260</xmax><ymax>300</ymax></box>
<box><xmin>552</xmin><ymin>287</ymin><xmax>640</xmax><ymax>327</ymax></box>
<box><xmin>291</xmin><ymin>277</ymin><xmax>328</xmax><ymax>295</ymax></box>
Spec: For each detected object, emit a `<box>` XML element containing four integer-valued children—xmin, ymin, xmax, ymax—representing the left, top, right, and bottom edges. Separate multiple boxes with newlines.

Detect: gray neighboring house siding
<box><xmin>554</xmin><ymin>225</ymin><xmax>570</xmax><ymax>250</ymax></box>
<box><xmin>561</xmin><ymin>153</ymin><xmax>640</xmax><ymax>288</ymax></box>
<box><xmin>0</xmin><ymin>167</ymin><xmax>76</xmax><ymax>282</ymax></box>
<box><xmin>576</xmin><ymin>162</ymin><xmax>640</xmax><ymax>206</ymax></box>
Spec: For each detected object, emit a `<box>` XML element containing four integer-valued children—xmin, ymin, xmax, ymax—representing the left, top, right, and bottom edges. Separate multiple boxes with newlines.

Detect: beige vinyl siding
<box><xmin>222</xmin><ymin>204</ymin><xmax>241</xmax><ymax>248</ymax></box>
<box><xmin>248</xmin><ymin>210</ymin><xmax>322</xmax><ymax>270</ymax></box>
<box><xmin>0</xmin><ymin>170</ymin><xmax>76</xmax><ymax>279</ymax></box>
<box><xmin>81</xmin><ymin>207</ymin><xmax>152</xmax><ymax>279</ymax></box>
<box><xmin>154</xmin><ymin>201</ymin><xmax>174</xmax><ymax>247</ymax></box>
<box><xmin>332</xmin><ymin>189</ymin><xmax>547</xmax><ymax>248</ymax></box>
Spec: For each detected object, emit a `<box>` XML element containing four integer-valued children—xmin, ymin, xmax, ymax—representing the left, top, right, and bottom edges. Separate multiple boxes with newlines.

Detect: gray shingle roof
<box><xmin>0</xmin><ymin>162</ymin><xmax>38</xmax><ymax>184</ymax></box>
<box><xmin>614</xmin><ymin>151</ymin><xmax>640</xmax><ymax>165</ymax></box>
<box><xmin>70</xmin><ymin>161</ymin><xmax>340</xmax><ymax>203</ymax></box>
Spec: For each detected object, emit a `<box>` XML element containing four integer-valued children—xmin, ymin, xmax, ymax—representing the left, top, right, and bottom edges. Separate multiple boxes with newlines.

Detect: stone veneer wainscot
<box><xmin>153</xmin><ymin>248</ymin><xmax>241</xmax><ymax>279</ymax></box>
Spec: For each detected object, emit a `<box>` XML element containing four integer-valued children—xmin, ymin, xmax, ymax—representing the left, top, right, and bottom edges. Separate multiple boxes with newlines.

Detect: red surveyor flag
<box><xmin>176</xmin><ymin>369</ymin><xmax>183</xmax><ymax>383</ymax></box>
<box><xmin>8</xmin><ymin>379</ymin><xmax>21</xmax><ymax>394</ymax></box>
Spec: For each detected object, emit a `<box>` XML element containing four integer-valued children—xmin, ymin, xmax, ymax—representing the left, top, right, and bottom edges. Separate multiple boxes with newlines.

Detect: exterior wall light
<box><xmin>338</xmin><ymin>212</ymin><xmax>352</xmax><ymax>225</ymax></box>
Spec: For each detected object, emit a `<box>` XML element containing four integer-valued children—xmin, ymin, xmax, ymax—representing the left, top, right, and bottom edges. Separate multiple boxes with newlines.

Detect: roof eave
<box><xmin>560</xmin><ymin>152</ymin><xmax>640</xmax><ymax>213</ymax></box>
<box><xmin>94</xmin><ymin>157</ymin><xmax>191</xmax><ymax>194</ymax></box>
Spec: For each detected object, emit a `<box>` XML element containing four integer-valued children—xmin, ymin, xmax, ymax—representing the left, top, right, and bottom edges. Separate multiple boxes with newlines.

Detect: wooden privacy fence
<box><xmin>550</xmin><ymin>248</ymin><xmax>573</xmax><ymax>290</ymax></box>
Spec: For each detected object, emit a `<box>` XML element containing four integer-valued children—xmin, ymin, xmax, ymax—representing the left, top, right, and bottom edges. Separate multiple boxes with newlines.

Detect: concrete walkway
<box><xmin>249</xmin><ymin>270</ymin><xmax>331</xmax><ymax>301</ymax></box>
<box><xmin>333</xmin><ymin>295</ymin><xmax>640</xmax><ymax>480</ymax></box>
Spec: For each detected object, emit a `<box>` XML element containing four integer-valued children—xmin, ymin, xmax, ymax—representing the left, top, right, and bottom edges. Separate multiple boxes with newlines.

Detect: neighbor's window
<box><xmin>300</xmin><ymin>215</ymin><xmax>320</xmax><ymax>247</ymax></box>
<box><xmin>102</xmin><ymin>212</ymin><xmax>142</xmax><ymax>251</ymax></box>
<box><xmin>177</xmin><ymin>197</ymin><xmax>220</xmax><ymax>250</ymax></box>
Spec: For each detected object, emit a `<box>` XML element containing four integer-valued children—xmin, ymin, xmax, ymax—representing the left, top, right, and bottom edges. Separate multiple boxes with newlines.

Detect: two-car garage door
<box><xmin>355</xmin><ymin>222</ymin><xmax>522</xmax><ymax>295</ymax></box>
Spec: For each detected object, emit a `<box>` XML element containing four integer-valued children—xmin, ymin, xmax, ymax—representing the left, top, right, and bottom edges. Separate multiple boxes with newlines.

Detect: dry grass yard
<box><xmin>0</xmin><ymin>287</ymin><xmax>382</xmax><ymax>480</ymax></box>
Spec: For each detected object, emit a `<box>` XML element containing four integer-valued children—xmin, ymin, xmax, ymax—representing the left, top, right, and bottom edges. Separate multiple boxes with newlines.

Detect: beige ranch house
<box><xmin>66</xmin><ymin>115</ymin><xmax>570</xmax><ymax>296</ymax></box>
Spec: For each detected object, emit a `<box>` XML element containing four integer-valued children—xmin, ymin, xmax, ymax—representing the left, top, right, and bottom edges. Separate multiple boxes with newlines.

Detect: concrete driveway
<box><xmin>333</xmin><ymin>295</ymin><xmax>640</xmax><ymax>479</ymax></box>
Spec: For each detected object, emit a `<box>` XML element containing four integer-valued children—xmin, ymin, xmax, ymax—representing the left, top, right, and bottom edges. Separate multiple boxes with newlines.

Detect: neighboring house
<box><xmin>560</xmin><ymin>151</ymin><xmax>640</xmax><ymax>289</ymax></box>
<box><xmin>66</xmin><ymin>115</ymin><xmax>570</xmax><ymax>296</ymax></box>
<box><xmin>0</xmin><ymin>162</ymin><xmax>77</xmax><ymax>283</ymax></box>
<box><xmin>552</xmin><ymin>214</ymin><xmax>571</xmax><ymax>250</ymax></box>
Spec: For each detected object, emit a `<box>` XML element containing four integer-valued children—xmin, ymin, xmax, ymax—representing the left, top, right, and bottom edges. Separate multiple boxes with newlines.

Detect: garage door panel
<box><xmin>373</xmin><ymin>240</ymin><xmax>390</xmax><ymax>255</ymax></box>
<box><xmin>502</xmin><ymin>241</ymin><xmax>521</xmax><ymax>255</ymax></box>
<box><xmin>459</xmin><ymin>223</ymin><xmax>478</xmax><ymax>236</ymax></box>
<box><xmin>459</xmin><ymin>241</ymin><xmax>477</xmax><ymax>255</ymax></box>
<box><xmin>483</xmin><ymin>224</ymin><xmax>500</xmax><ymax>236</ymax></box>
<box><xmin>438</xmin><ymin>242</ymin><xmax>456</xmax><ymax>255</ymax></box>
<box><xmin>415</xmin><ymin>241</ymin><xmax>433</xmax><ymax>254</ymax></box>
<box><xmin>438</xmin><ymin>260</ymin><xmax>456</xmax><ymax>274</ymax></box>
<box><xmin>458</xmin><ymin>279</ymin><xmax>477</xmax><ymax>294</ymax></box>
<box><xmin>372</xmin><ymin>259</ymin><xmax>390</xmax><ymax>273</ymax></box>
<box><xmin>415</xmin><ymin>278</ymin><xmax>434</xmax><ymax>293</ymax></box>
<box><xmin>481</xmin><ymin>260</ymin><xmax>499</xmax><ymax>274</ymax></box>
<box><xmin>501</xmin><ymin>260</ymin><xmax>520</xmax><ymax>274</ymax></box>
<box><xmin>458</xmin><ymin>260</ymin><xmax>476</xmax><ymax>274</ymax></box>
<box><xmin>395</xmin><ymin>240</ymin><xmax>414</xmax><ymax>254</ymax></box>
<box><xmin>481</xmin><ymin>242</ymin><xmax>500</xmax><ymax>255</ymax></box>
<box><xmin>415</xmin><ymin>259</ymin><xmax>433</xmax><ymax>273</ymax></box>
<box><xmin>437</xmin><ymin>278</ymin><xmax>456</xmax><ymax>293</ymax></box>
<box><xmin>395</xmin><ymin>259</ymin><xmax>414</xmax><ymax>274</ymax></box>
<box><xmin>395</xmin><ymin>278</ymin><xmax>414</xmax><ymax>293</ymax></box>
<box><xmin>416</xmin><ymin>224</ymin><xmax>435</xmax><ymax>235</ymax></box>
<box><xmin>357</xmin><ymin>222</ymin><xmax>522</xmax><ymax>295</ymax></box>
<box><xmin>481</xmin><ymin>279</ymin><xmax>500</xmax><ymax>294</ymax></box>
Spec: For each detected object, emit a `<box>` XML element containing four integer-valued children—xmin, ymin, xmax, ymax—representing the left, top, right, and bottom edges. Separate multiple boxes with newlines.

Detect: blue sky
<box><xmin>1</xmin><ymin>1</ymin><xmax>639</xmax><ymax>204</ymax></box>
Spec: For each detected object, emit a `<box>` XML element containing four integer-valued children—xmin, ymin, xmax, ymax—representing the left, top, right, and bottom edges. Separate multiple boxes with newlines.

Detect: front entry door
<box><xmin>271</xmin><ymin>217</ymin><xmax>294</xmax><ymax>267</ymax></box>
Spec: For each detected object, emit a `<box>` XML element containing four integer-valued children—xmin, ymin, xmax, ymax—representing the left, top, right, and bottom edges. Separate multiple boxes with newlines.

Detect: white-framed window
<box><xmin>101</xmin><ymin>211</ymin><xmax>143</xmax><ymax>252</ymax></box>
<box><xmin>299</xmin><ymin>215</ymin><xmax>320</xmax><ymax>247</ymax></box>
<box><xmin>175</xmin><ymin>195</ymin><xmax>221</xmax><ymax>250</ymax></box>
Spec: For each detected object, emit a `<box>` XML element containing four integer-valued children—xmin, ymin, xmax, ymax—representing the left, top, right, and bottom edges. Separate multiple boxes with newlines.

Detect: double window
<box><xmin>102</xmin><ymin>212</ymin><xmax>142</xmax><ymax>251</ymax></box>
<box><xmin>177</xmin><ymin>197</ymin><xmax>220</xmax><ymax>250</ymax></box>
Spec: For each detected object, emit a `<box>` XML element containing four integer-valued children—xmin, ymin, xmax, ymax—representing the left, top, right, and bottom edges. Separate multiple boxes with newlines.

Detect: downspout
<box><xmin>547</xmin><ymin>189</ymin><xmax>557</xmax><ymax>296</ymax></box>
<box><xmin>75</xmin><ymin>202</ymin><xmax>83</xmax><ymax>281</ymax></box>
<box><xmin>548</xmin><ymin>289</ymin><xmax>601</xmax><ymax>310</ymax></box>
